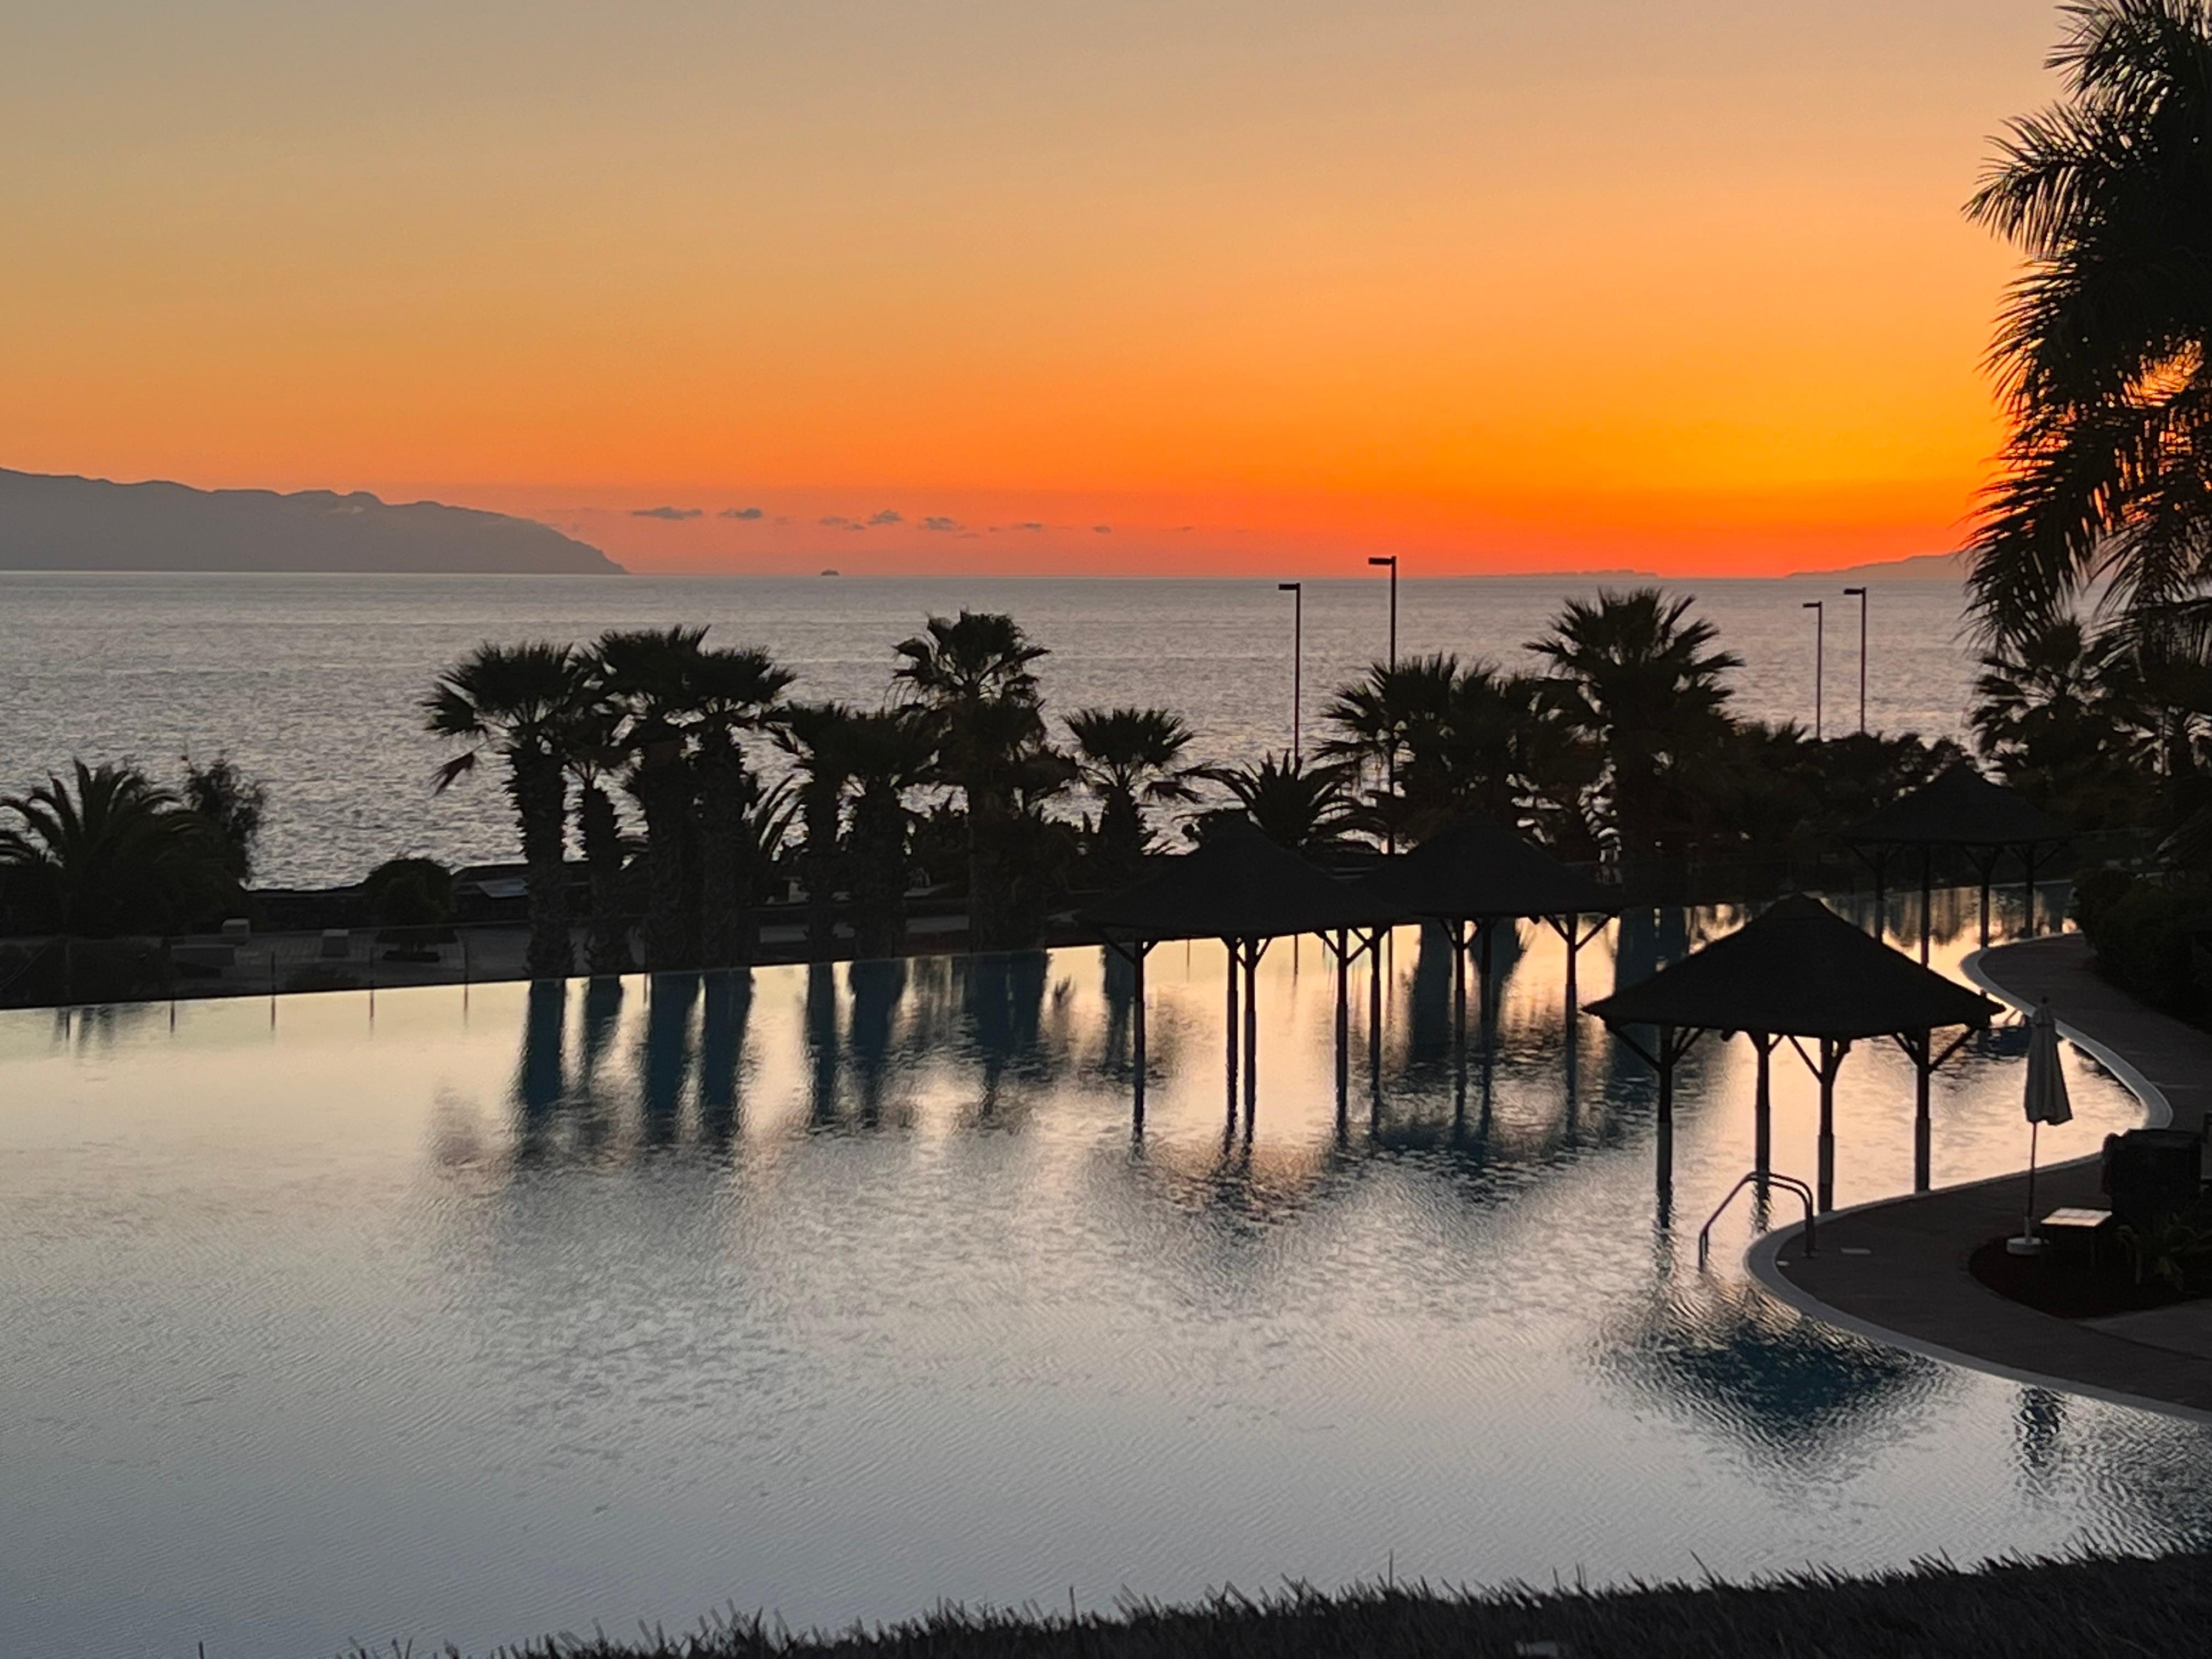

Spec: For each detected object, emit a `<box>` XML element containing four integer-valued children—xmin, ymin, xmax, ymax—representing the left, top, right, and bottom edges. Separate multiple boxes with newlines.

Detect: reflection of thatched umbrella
<box><xmin>1603</xmin><ymin>1276</ymin><xmax>1938</xmax><ymax>1470</ymax></box>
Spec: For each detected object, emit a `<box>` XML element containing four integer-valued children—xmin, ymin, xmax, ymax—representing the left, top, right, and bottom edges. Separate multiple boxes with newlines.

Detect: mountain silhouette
<box><xmin>0</xmin><ymin>469</ymin><xmax>622</xmax><ymax>574</ymax></box>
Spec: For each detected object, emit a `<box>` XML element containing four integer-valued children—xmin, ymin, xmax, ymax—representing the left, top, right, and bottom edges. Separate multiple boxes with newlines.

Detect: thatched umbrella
<box><xmin>1356</xmin><ymin>814</ymin><xmax>1619</xmax><ymax>1087</ymax></box>
<box><xmin>1843</xmin><ymin>764</ymin><xmax>2070</xmax><ymax>959</ymax></box>
<box><xmin>1080</xmin><ymin>820</ymin><xmax>1390</xmax><ymax>1125</ymax></box>
<box><xmin>1584</xmin><ymin>894</ymin><xmax>2000</xmax><ymax>1210</ymax></box>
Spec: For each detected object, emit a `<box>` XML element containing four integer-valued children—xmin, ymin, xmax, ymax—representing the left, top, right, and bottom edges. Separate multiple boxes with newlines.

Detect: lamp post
<box><xmin>1842</xmin><ymin>585</ymin><xmax>1867</xmax><ymax>734</ymax></box>
<box><xmin>1366</xmin><ymin>556</ymin><xmax>1398</xmax><ymax>668</ymax></box>
<box><xmin>1277</xmin><ymin>581</ymin><xmax>1303</xmax><ymax>764</ymax></box>
<box><xmin>1802</xmin><ymin>599</ymin><xmax>1825</xmax><ymax>742</ymax></box>
<box><xmin>1367</xmin><ymin>556</ymin><xmax>1400</xmax><ymax>853</ymax></box>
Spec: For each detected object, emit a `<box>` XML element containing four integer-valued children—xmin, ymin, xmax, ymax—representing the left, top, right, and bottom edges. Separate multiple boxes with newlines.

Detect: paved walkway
<box><xmin>1753</xmin><ymin>933</ymin><xmax>2212</xmax><ymax>1421</ymax></box>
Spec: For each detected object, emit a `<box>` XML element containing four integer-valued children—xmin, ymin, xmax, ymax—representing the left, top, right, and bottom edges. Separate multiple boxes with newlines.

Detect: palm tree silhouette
<box><xmin>893</xmin><ymin>611</ymin><xmax>1058</xmax><ymax>950</ymax></box>
<box><xmin>425</xmin><ymin>640</ymin><xmax>588</xmax><ymax>979</ymax></box>
<box><xmin>689</xmin><ymin>645</ymin><xmax>794</xmax><ymax>967</ymax></box>
<box><xmin>1528</xmin><ymin>589</ymin><xmax>1740</xmax><ymax>858</ymax></box>
<box><xmin>843</xmin><ymin>708</ymin><xmax>939</xmax><ymax>957</ymax></box>
<box><xmin>0</xmin><ymin>760</ymin><xmax>236</xmax><ymax>938</ymax></box>
<box><xmin>1196</xmin><ymin>752</ymin><xmax>1358</xmax><ymax>852</ymax></box>
<box><xmin>562</xmin><ymin>706</ymin><xmax>636</xmax><ymax>976</ymax></box>
<box><xmin>777</xmin><ymin>701</ymin><xmax>865</xmax><ymax>958</ymax></box>
<box><xmin>1965</xmin><ymin>0</ymin><xmax>2212</xmax><ymax>642</ymax></box>
<box><xmin>1064</xmin><ymin>706</ymin><xmax>1197</xmax><ymax>883</ymax></box>
<box><xmin>592</xmin><ymin>625</ymin><xmax>709</xmax><ymax>969</ymax></box>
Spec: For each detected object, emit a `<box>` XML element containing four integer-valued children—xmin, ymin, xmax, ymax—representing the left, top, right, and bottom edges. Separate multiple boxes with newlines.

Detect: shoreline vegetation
<box><xmin>0</xmin><ymin>580</ymin><xmax>2188</xmax><ymax>1008</ymax></box>
<box><xmin>345</xmin><ymin>1551</ymin><xmax>2212</xmax><ymax>1658</ymax></box>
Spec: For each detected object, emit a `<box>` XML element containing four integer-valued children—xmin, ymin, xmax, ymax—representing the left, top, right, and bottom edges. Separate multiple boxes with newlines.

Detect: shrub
<box><xmin>2081</xmin><ymin>875</ymin><xmax>2212</xmax><ymax>1022</ymax></box>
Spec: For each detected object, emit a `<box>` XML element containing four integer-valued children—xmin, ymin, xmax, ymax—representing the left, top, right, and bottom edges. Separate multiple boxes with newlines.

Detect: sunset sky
<box><xmin>2</xmin><ymin>2</ymin><xmax>2064</xmax><ymax>575</ymax></box>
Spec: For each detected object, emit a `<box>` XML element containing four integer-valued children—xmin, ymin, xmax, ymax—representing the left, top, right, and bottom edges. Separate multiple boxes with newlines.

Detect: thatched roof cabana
<box><xmin>1842</xmin><ymin>765</ymin><xmax>2071</xmax><ymax>957</ymax></box>
<box><xmin>1080</xmin><ymin>820</ymin><xmax>1388</xmax><ymax>1125</ymax></box>
<box><xmin>1584</xmin><ymin>894</ymin><xmax>2001</xmax><ymax>1210</ymax></box>
<box><xmin>1356</xmin><ymin>813</ymin><xmax>1621</xmax><ymax>1071</ymax></box>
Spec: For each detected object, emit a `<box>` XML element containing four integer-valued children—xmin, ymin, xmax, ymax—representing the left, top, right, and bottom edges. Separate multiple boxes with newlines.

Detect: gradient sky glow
<box><xmin>1</xmin><ymin>2</ymin><xmax>2066</xmax><ymax>574</ymax></box>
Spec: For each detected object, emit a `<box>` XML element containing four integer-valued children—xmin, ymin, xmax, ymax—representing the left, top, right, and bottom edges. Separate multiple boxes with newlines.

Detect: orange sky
<box><xmin>0</xmin><ymin>3</ymin><xmax>2063</xmax><ymax>575</ymax></box>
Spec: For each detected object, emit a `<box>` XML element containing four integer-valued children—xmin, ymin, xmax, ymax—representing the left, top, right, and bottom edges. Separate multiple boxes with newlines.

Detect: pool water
<box><xmin>3</xmin><ymin>891</ymin><xmax>2207</xmax><ymax>1658</ymax></box>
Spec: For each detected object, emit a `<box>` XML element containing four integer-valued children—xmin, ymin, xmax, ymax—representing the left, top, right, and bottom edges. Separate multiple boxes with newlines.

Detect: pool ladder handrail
<box><xmin>1697</xmin><ymin>1171</ymin><xmax>1815</xmax><ymax>1266</ymax></box>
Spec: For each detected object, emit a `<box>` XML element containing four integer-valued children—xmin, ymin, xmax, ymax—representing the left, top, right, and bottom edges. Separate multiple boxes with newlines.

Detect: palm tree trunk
<box><xmin>578</xmin><ymin>781</ymin><xmax>632</xmax><ymax>975</ymax></box>
<box><xmin>850</xmin><ymin>783</ymin><xmax>909</xmax><ymax>958</ymax></box>
<box><xmin>635</xmin><ymin>740</ymin><xmax>693</xmax><ymax>970</ymax></box>
<box><xmin>697</xmin><ymin>739</ymin><xmax>744</xmax><ymax>969</ymax></box>
<box><xmin>800</xmin><ymin>782</ymin><xmax>841</xmax><ymax>961</ymax></box>
<box><xmin>967</xmin><ymin>785</ymin><xmax>1007</xmax><ymax>953</ymax></box>
<box><xmin>509</xmin><ymin>748</ymin><xmax>573</xmax><ymax>980</ymax></box>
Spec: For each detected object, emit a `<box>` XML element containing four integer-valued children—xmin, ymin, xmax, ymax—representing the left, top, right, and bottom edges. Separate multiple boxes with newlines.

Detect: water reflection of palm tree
<box><xmin>960</xmin><ymin>951</ymin><xmax>1056</xmax><ymax>1113</ymax></box>
<box><xmin>514</xmin><ymin>979</ymin><xmax>568</xmax><ymax>1158</ymax></box>
<box><xmin>848</xmin><ymin>957</ymin><xmax>906</xmax><ymax>1126</ymax></box>
<box><xmin>698</xmin><ymin>972</ymin><xmax>749</xmax><ymax>1143</ymax></box>
<box><xmin>574</xmin><ymin>975</ymin><xmax>624</xmax><ymax>1154</ymax></box>
<box><xmin>805</xmin><ymin>962</ymin><xmax>840</xmax><ymax>1127</ymax></box>
<box><xmin>639</xmin><ymin>974</ymin><xmax>698</xmax><ymax>1144</ymax></box>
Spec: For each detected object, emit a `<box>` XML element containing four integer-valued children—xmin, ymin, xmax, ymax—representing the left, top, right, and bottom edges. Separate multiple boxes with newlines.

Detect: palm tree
<box><xmin>843</xmin><ymin>707</ymin><xmax>938</xmax><ymax>957</ymax></box>
<box><xmin>893</xmin><ymin>611</ymin><xmax>1057</xmax><ymax>950</ymax></box>
<box><xmin>425</xmin><ymin>640</ymin><xmax>588</xmax><ymax>978</ymax></box>
<box><xmin>1064</xmin><ymin>706</ymin><xmax>1197</xmax><ymax>883</ymax></box>
<box><xmin>561</xmin><ymin>706</ymin><xmax>635</xmax><ymax>975</ymax></box>
<box><xmin>178</xmin><ymin>752</ymin><xmax>268</xmax><ymax>882</ymax></box>
<box><xmin>593</xmin><ymin>625</ymin><xmax>708</xmax><ymax>969</ymax></box>
<box><xmin>0</xmin><ymin>760</ymin><xmax>236</xmax><ymax>937</ymax></box>
<box><xmin>1963</xmin><ymin>0</ymin><xmax>2212</xmax><ymax>643</ymax></box>
<box><xmin>1319</xmin><ymin>654</ymin><xmax>1462</xmax><ymax>843</ymax></box>
<box><xmin>689</xmin><ymin>645</ymin><xmax>795</xmax><ymax>968</ymax></box>
<box><xmin>1972</xmin><ymin>616</ymin><xmax>2159</xmax><ymax>827</ymax></box>
<box><xmin>1195</xmin><ymin>753</ymin><xmax>1358</xmax><ymax>853</ymax></box>
<box><xmin>1527</xmin><ymin>588</ymin><xmax>1741</xmax><ymax>857</ymax></box>
<box><xmin>777</xmin><ymin>701</ymin><xmax>865</xmax><ymax>958</ymax></box>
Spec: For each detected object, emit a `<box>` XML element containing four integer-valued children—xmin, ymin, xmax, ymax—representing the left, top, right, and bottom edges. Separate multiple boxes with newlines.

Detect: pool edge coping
<box><xmin>1743</xmin><ymin>943</ymin><xmax>2212</xmax><ymax>1429</ymax></box>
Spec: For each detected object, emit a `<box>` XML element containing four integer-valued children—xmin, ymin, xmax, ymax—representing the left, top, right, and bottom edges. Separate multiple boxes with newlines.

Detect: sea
<box><xmin>0</xmin><ymin>572</ymin><xmax>1975</xmax><ymax>887</ymax></box>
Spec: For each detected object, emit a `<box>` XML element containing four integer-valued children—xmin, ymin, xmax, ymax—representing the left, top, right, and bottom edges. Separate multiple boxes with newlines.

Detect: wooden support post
<box><xmin>1913</xmin><ymin>1030</ymin><xmax>1932</xmax><ymax>1192</ymax></box>
<box><xmin>1752</xmin><ymin>1032</ymin><xmax>1774</xmax><ymax>1180</ymax></box>
<box><xmin>1132</xmin><ymin>943</ymin><xmax>1149</xmax><ymax>1126</ymax></box>
<box><xmin>1368</xmin><ymin>926</ymin><xmax>1384</xmax><ymax>1091</ymax></box>
<box><xmin>1562</xmin><ymin>914</ymin><xmax>1579</xmax><ymax>1014</ymax></box>
<box><xmin>1655</xmin><ymin>1023</ymin><xmax>1675</xmax><ymax>1204</ymax></box>
<box><xmin>1224</xmin><ymin>936</ymin><xmax>1239</xmax><ymax>1110</ymax></box>
<box><xmin>1918</xmin><ymin>845</ymin><xmax>1933</xmax><ymax>965</ymax></box>
<box><xmin>1333</xmin><ymin>928</ymin><xmax>1350</xmax><ymax>1124</ymax></box>
<box><xmin>1816</xmin><ymin>1036</ymin><xmax>1848</xmax><ymax>1212</ymax></box>
<box><xmin>1242</xmin><ymin>940</ymin><xmax>1261</xmax><ymax>1120</ymax></box>
<box><xmin>1451</xmin><ymin>918</ymin><xmax>1468</xmax><ymax>1097</ymax></box>
<box><xmin>2023</xmin><ymin>845</ymin><xmax>2040</xmax><ymax>938</ymax></box>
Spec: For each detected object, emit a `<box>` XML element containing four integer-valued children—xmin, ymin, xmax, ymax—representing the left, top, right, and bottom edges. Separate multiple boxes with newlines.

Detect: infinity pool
<box><xmin>3</xmin><ymin>893</ymin><xmax>2207</xmax><ymax>1658</ymax></box>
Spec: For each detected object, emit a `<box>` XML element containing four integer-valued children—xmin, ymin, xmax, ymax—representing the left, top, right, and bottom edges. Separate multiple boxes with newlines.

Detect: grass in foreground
<box><xmin>353</xmin><ymin>1550</ymin><xmax>2212</xmax><ymax>1659</ymax></box>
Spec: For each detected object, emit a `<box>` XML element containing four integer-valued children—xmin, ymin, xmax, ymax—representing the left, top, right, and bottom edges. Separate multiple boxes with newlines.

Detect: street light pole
<box><xmin>1802</xmin><ymin>599</ymin><xmax>1825</xmax><ymax>742</ymax></box>
<box><xmin>1277</xmin><ymin>581</ymin><xmax>1303</xmax><ymax>764</ymax></box>
<box><xmin>1842</xmin><ymin>585</ymin><xmax>1868</xmax><ymax>734</ymax></box>
<box><xmin>1367</xmin><ymin>556</ymin><xmax>1398</xmax><ymax>668</ymax></box>
<box><xmin>1367</xmin><ymin>556</ymin><xmax>1400</xmax><ymax>853</ymax></box>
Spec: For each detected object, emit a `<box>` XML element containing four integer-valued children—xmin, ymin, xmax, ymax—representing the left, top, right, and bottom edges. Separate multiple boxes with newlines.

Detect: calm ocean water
<box><xmin>0</xmin><ymin>572</ymin><xmax>1973</xmax><ymax>886</ymax></box>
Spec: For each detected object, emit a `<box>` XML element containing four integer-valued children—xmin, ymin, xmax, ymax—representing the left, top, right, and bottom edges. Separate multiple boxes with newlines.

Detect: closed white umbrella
<box><xmin>2008</xmin><ymin>999</ymin><xmax>2073</xmax><ymax>1255</ymax></box>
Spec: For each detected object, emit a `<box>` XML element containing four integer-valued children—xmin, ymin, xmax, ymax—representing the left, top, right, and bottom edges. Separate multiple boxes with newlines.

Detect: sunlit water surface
<box><xmin>4</xmin><ymin>894</ymin><xmax>2208</xmax><ymax>1658</ymax></box>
